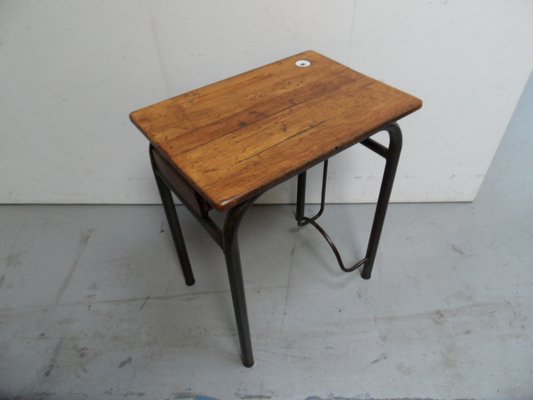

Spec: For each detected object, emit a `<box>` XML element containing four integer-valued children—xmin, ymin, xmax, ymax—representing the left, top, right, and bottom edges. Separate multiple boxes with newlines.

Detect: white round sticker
<box><xmin>295</xmin><ymin>59</ymin><xmax>311</xmax><ymax>68</ymax></box>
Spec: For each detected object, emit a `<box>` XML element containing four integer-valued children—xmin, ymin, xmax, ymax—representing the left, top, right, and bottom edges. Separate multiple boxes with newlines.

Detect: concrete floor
<box><xmin>1</xmin><ymin>77</ymin><xmax>532</xmax><ymax>400</ymax></box>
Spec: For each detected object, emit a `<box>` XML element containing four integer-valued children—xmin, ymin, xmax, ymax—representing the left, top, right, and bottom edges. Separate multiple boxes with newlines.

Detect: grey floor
<box><xmin>2</xmin><ymin>76</ymin><xmax>533</xmax><ymax>400</ymax></box>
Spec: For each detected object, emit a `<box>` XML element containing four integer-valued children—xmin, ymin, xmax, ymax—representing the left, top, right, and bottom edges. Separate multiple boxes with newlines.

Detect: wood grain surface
<box><xmin>130</xmin><ymin>50</ymin><xmax>422</xmax><ymax>210</ymax></box>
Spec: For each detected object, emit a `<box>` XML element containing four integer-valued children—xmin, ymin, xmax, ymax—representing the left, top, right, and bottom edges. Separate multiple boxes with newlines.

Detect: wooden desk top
<box><xmin>130</xmin><ymin>50</ymin><xmax>422</xmax><ymax>211</ymax></box>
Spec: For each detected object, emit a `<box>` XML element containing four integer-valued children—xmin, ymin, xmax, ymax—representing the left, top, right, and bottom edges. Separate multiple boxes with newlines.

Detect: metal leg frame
<box><xmin>295</xmin><ymin>123</ymin><xmax>403</xmax><ymax>279</ymax></box>
<box><xmin>149</xmin><ymin>122</ymin><xmax>401</xmax><ymax>367</ymax></box>
<box><xmin>150</xmin><ymin>145</ymin><xmax>258</xmax><ymax>366</ymax></box>
<box><xmin>222</xmin><ymin>198</ymin><xmax>257</xmax><ymax>367</ymax></box>
<box><xmin>150</xmin><ymin>149</ymin><xmax>195</xmax><ymax>286</ymax></box>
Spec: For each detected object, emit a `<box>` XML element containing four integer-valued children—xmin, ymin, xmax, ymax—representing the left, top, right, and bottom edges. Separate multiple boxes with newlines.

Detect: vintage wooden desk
<box><xmin>130</xmin><ymin>50</ymin><xmax>422</xmax><ymax>367</ymax></box>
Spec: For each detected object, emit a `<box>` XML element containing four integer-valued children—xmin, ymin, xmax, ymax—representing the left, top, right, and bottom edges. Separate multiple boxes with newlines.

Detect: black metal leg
<box><xmin>296</xmin><ymin>123</ymin><xmax>403</xmax><ymax>278</ymax></box>
<box><xmin>361</xmin><ymin>123</ymin><xmax>403</xmax><ymax>279</ymax></box>
<box><xmin>150</xmin><ymin>149</ymin><xmax>195</xmax><ymax>286</ymax></box>
<box><xmin>222</xmin><ymin>197</ymin><xmax>257</xmax><ymax>367</ymax></box>
<box><xmin>296</xmin><ymin>172</ymin><xmax>307</xmax><ymax>221</ymax></box>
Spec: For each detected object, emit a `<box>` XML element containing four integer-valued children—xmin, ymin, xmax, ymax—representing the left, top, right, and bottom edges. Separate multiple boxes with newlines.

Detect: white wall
<box><xmin>1</xmin><ymin>0</ymin><xmax>532</xmax><ymax>204</ymax></box>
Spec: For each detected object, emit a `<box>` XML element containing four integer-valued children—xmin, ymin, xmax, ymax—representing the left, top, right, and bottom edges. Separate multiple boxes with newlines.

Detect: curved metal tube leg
<box><xmin>361</xmin><ymin>123</ymin><xmax>403</xmax><ymax>279</ymax></box>
<box><xmin>150</xmin><ymin>148</ymin><xmax>195</xmax><ymax>286</ymax></box>
<box><xmin>295</xmin><ymin>123</ymin><xmax>403</xmax><ymax>278</ymax></box>
<box><xmin>223</xmin><ymin>197</ymin><xmax>257</xmax><ymax>367</ymax></box>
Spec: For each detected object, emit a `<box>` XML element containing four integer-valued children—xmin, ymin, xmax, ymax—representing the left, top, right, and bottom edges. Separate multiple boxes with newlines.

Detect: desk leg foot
<box><xmin>360</xmin><ymin>269</ymin><xmax>372</xmax><ymax>280</ymax></box>
<box><xmin>361</xmin><ymin>123</ymin><xmax>403</xmax><ymax>280</ymax></box>
<box><xmin>150</xmin><ymin>148</ymin><xmax>195</xmax><ymax>286</ymax></box>
<box><xmin>223</xmin><ymin>198</ymin><xmax>256</xmax><ymax>367</ymax></box>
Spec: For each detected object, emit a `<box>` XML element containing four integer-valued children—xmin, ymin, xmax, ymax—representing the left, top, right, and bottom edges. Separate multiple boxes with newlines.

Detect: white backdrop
<box><xmin>1</xmin><ymin>0</ymin><xmax>532</xmax><ymax>204</ymax></box>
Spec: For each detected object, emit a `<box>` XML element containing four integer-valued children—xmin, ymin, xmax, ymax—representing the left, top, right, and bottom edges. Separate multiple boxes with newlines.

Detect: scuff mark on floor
<box><xmin>374</xmin><ymin>302</ymin><xmax>506</xmax><ymax>324</ymax></box>
<box><xmin>118</xmin><ymin>356</ymin><xmax>132</xmax><ymax>368</ymax></box>
<box><xmin>32</xmin><ymin>392</ymin><xmax>89</xmax><ymax>398</ymax></box>
<box><xmin>6</xmin><ymin>250</ymin><xmax>25</xmax><ymax>268</ymax></box>
<box><xmin>0</xmin><ymin>288</ymin><xmax>238</xmax><ymax>316</ymax></box>
<box><xmin>369</xmin><ymin>352</ymin><xmax>388</xmax><ymax>365</ymax></box>
<box><xmin>451</xmin><ymin>243</ymin><xmax>465</xmax><ymax>255</ymax></box>
<box><xmin>55</xmin><ymin>229</ymin><xmax>93</xmax><ymax>304</ymax></box>
<box><xmin>43</xmin><ymin>337</ymin><xmax>65</xmax><ymax>377</ymax></box>
<box><xmin>505</xmin><ymin>300</ymin><xmax>518</xmax><ymax>328</ymax></box>
<box><xmin>306</xmin><ymin>397</ymin><xmax>470</xmax><ymax>400</ymax></box>
<box><xmin>169</xmin><ymin>393</ymin><xmax>219</xmax><ymax>400</ymax></box>
<box><xmin>139</xmin><ymin>296</ymin><xmax>149</xmax><ymax>311</ymax></box>
<box><xmin>281</xmin><ymin>243</ymin><xmax>296</xmax><ymax>326</ymax></box>
<box><xmin>123</xmin><ymin>391</ymin><xmax>146</xmax><ymax>397</ymax></box>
